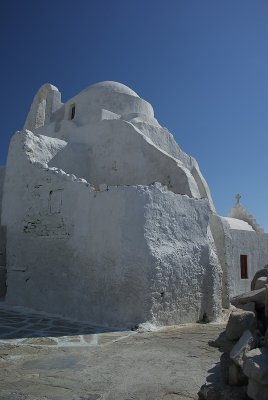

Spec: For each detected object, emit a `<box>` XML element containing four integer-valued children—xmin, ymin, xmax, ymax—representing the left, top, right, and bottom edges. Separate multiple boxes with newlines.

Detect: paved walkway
<box><xmin>0</xmin><ymin>305</ymin><xmax>121</xmax><ymax>347</ymax></box>
<box><xmin>0</xmin><ymin>305</ymin><xmax>225</xmax><ymax>400</ymax></box>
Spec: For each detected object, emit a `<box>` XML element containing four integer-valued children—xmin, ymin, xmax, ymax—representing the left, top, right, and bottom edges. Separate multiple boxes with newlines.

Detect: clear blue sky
<box><xmin>1</xmin><ymin>0</ymin><xmax>267</xmax><ymax>230</ymax></box>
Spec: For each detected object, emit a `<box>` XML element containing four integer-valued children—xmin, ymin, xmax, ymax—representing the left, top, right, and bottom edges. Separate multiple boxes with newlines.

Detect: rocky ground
<box><xmin>0</xmin><ymin>305</ymin><xmax>225</xmax><ymax>400</ymax></box>
<box><xmin>199</xmin><ymin>266</ymin><xmax>268</xmax><ymax>400</ymax></box>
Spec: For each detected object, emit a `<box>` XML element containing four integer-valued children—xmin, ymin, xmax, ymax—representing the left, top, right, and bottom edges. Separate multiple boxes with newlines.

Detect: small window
<box><xmin>69</xmin><ymin>104</ymin><xmax>76</xmax><ymax>120</ymax></box>
<box><xmin>240</xmin><ymin>255</ymin><xmax>248</xmax><ymax>279</ymax></box>
<box><xmin>48</xmin><ymin>189</ymin><xmax>63</xmax><ymax>214</ymax></box>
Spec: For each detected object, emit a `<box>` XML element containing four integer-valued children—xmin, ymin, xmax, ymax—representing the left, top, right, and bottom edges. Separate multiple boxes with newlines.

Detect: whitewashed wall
<box><xmin>210</xmin><ymin>214</ymin><xmax>268</xmax><ymax>299</ymax></box>
<box><xmin>33</xmin><ymin>81</ymin><xmax>216</xmax><ymax>212</ymax></box>
<box><xmin>2</xmin><ymin>130</ymin><xmax>222</xmax><ymax>327</ymax></box>
<box><xmin>47</xmin><ymin>119</ymin><xmax>200</xmax><ymax>198</ymax></box>
<box><xmin>228</xmin><ymin>230</ymin><xmax>268</xmax><ymax>296</ymax></box>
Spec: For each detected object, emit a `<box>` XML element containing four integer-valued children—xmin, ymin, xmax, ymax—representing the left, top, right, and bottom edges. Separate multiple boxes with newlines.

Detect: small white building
<box><xmin>210</xmin><ymin>201</ymin><xmax>268</xmax><ymax>306</ymax></box>
<box><xmin>0</xmin><ymin>81</ymin><xmax>267</xmax><ymax>328</ymax></box>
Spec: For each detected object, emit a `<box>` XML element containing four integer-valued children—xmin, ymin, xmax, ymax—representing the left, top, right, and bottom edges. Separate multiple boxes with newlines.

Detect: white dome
<box><xmin>83</xmin><ymin>81</ymin><xmax>139</xmax><ymax>98</ymax></box>
<box><xmin>223</xmin><ymin>217</ymin><xmax>255</xmax><ymax>231</ymax></box>
<box><xmin>63</xmin><ymin>80</ymin><xmax>154</xmax><ymax>125</ymax></box>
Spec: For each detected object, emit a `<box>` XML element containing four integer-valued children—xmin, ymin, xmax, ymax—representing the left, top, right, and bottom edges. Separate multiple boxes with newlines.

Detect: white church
<box><xmin>0</xmin><ymin>81</ymin><xmax>267</xmax><ymax>328</ymax></box>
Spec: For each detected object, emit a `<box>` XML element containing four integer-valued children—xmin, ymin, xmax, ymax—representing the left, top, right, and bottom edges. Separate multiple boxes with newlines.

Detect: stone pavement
<box><xmin>0</xmin><ymin>305</ymin><xmax>114</xmax><ymax>346</ymax></box>
<box><xmin>0</xmin><ymin>305</ymin><xmax>225</xmax><ymax>400</ymax></box>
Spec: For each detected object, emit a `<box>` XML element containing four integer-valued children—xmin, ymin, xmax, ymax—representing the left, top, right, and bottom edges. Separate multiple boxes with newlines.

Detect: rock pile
<box><xmin>199</xmin><ymin>265</ymin><xmax>268</xmax><ymax>400</ymax></box>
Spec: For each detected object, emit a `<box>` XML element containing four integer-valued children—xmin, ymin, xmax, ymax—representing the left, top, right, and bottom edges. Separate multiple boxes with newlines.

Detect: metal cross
<box><xmin>235</xmin><ymin>193</ymin><xmax>241</xmax><ymax>205</ymax></box>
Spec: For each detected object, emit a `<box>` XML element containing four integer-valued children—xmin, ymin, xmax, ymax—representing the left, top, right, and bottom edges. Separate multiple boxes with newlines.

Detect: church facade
<box><xmin>0</xmin><ymin>81</ymin><xmax>267</xmax><ymax>328</ymax></box>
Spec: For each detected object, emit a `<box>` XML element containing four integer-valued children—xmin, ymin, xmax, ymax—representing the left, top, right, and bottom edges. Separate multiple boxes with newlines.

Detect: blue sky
<box><xmin>1</xmin><ymin>0</ymin><xmax>267</xmax><ymax>230</ymax></box>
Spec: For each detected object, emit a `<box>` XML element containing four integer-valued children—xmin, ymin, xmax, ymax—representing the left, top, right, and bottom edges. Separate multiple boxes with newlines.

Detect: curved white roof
<box><xmin>228</xmin><ymin>203</ymin><xmax>264</xmax><ymax>233</ymax></box>
<box><xmin>223</xmin><ymin>217</ymin><xmax>255</xmax><ymax>231</ymax></box>
<box><xmin>82</xmin><ymin>81</ymin><xmax>139</xmax><ymax>98</ymax></box>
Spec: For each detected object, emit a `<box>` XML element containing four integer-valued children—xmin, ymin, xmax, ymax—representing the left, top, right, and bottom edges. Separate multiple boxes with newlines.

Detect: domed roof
<box><xmin>223</xmin><ymin>217</ymin><xmax>255</xmax><ymax>231</ymax></box>
<box><xmin>82</xmin><ymin>81</ymin><xmax>139</xmax><ymax>98</ymax></box>
<box><xmin>228</xmin><ymin>202</ymin><xmax>264</xmax><ymax>233</ymax></box>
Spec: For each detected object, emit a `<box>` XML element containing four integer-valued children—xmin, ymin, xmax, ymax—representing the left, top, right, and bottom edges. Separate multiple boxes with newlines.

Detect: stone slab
<box><xmin>243</xmin><ymin>347</ymin><xmax>268</xmax><ymax>385</ymax></box>
<box><xmin>226</xmin><ymin>310</ymin><xmax>256</xmax><ymax>341</ymax></box>
<box><xmin>251</xmin><ymin>265</ymin><xmax>268</xmax><ymax>291</ymax></box>
<box><xmin>255</xmin><ymin>277</ymin><xmax>268</xmax><ymax>290</ymax></box>
<box><xmin>247</xmin><ymin>378</ymin><xmax>268</xmax><ymax>400</ymax></box>
<box><xmin>230</xmin><ymin>329</ymin><xmax>257</xmax><ymax>367</ymax></box>
<box><xmin>232</xmin><ymin>287</ymin><xmax>266</xmax><ymax>308</ymax></box>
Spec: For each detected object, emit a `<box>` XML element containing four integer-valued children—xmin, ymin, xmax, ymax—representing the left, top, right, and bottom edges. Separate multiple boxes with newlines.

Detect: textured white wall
<box><xmin>209</xmin><ymin>214</ymin><xmax>232</xmax><ymax>307</ymax></box>
<box><xmin>210</xmin><ymin>214</ymin><xmax>268</xmax><ymax>299</ymax></box>
<box><xmin>24</xmin><ymin>84</ymin><xmax>62</xmax><ymax>131</ymax></box>
<box><xmin>31</xmin><ymin>81</ymin><xmax>216</xmax><ymax>211</ymax></box>
<box><xmin>228</xmin><ymin>230</ymin><xmax>268</xmax><ymax>296</ymax></box>
<box><xmin>4</xmin><ymin>81</ymin><xmax>267</xmax><ymax>322</ymax></box>
<box><xmin>58</xmin><ymin>82</ymin><xmax>154</xmax><ymax>126</ymax></box>
<box><xmin>2</xmin><ymin>130</ymin><xmax>222</xmax><ymax>327</ymax></box>
<box><xmin>47</xmin><ymin>119</ymin><xmax>200</xmax><ymax>198</ymax></box>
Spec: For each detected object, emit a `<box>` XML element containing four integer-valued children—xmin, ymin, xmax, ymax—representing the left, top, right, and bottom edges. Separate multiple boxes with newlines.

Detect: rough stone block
<box><xmin>228</xmin><ymin>364</ymin><xmax>238</xmax><ymax>386</ymax></box>
<box><xmin>228</xmin><ymin>363</ymin><xmax>247</xmax><ymax>386</ymax></box>
<box><xmin>247</xmin><ymin>378</ymin><xmax>268</xmax><ymax>400</ymax></box>
<box><xmin>251</xmin><ymin>265</ymin><xmax>268</xmax><ymax>291</ymax></box>
<box><xmin>237</xmin><ymin>302</ymin><xmax>255</xmax><ymax>312</ymax></box>
<box><xmin>243</xmin><ymin>347</ymin><xmax>268</xmax><ymax>385</ymax></box>
<box><xmin>198</xmin><ymin>383</ymin><xmax>223</xmax><ymax>400</ymax></box>
<box><xmin>213</xmin><ymin>332</ymin><xmax>236</xmax><ymax>354</ymax></box>
<box><xmin>199</xmin><ymin>381</ymin><xmax>248</xmax><ymax>400</ymax></box>
<box><xmin>232</xmin><ymin>287</ymin><xmax>266</xmax><ymax>308</ymax></box>
<box><xmin>230</xmin><ymin>330</ymin><xmax>257</xmax><ymax>367</ymax></box>
<box><xmin>220</xmin><ymin>353</ymin><xmax>232</xmax><ymax>384</ymax></box>
<box><xmin>222</xmin><ymin>386</ymin><xmax>248</xmax><ymax>400</ymax></box>
<box><xmin>255</xmin><ymin>277</ymin><xmax>268</xmax><ymax>290</ymax></box>
<box><xmin>226</xmin><ymin>310</ymin><xmax>257</xmax><ymax>341</ymax></box>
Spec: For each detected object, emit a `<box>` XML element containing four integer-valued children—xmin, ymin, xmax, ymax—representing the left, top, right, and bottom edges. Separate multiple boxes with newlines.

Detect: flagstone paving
<box><xmin>0</xmin><ymin>304</ymin><xmax>225</xmax><ymax>400</ymax></box>
<box><xmin>0</xmin><ymin>305</ymin><xmax>127</xmax><ymax>347</ymax></box>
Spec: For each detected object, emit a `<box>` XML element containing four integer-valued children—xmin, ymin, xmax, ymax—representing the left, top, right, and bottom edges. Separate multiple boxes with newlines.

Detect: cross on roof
<box><xmin>235</xmin><ymin>193</ymin><xmax>241</xmax><ymax>205</ymax></box>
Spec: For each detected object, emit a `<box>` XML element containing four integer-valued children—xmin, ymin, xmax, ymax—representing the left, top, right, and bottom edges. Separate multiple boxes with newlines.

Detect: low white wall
<box><xmin>2</xmin><ymin>131</ymin><xmax>222</xmax><ymax>327</ymax></box>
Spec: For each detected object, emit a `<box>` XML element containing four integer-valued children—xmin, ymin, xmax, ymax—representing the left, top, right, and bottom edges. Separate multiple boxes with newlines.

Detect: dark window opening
<box><xmin>240</xmin><ymin>254</ymin><xmax>248</xmax><ymax>279</ymax></box>
<box><xmin>70</xmin><ymin>104</ymin><xmax>76</xmax><ymax>120</ymax></box>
